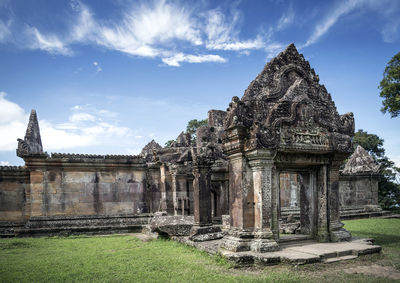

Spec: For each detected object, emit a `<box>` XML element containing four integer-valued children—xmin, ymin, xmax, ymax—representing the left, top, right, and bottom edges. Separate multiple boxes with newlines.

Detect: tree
<box><xmin>353</xmin><ymin>129</ymin><xmax>400</xmax><ymax>209</ymax></box>
<box><xmin>164</xmin><ymin>140</ymin><xmax>175</xmax><ymax>147</ymax></box>
<box><xmin>352</xmin><ymin>129</ymin><xmax>385</xmax><ymax>159</ymax></box>
<box><xmin>379</xmin><ymin>51</ymin><xmax>400</xmax><ymax>118</ymax></box>
<box><xmin>186</xmin><ymin>119</ymin><xmax>208</xmax><ymax>143</ymax></box>
<box><xmin>164</xmin><ymin>118</ymin><xmax>208</xmax><ymax>147</ymax></box>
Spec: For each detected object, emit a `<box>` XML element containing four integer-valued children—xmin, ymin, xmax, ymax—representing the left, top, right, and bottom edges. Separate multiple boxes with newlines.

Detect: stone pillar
<box><xmin>328</xmin><ymin>156</ymin><xmax>351</xmax><ymax>241</ymax></box>
<box><xmin>189</xmin><ymin>148</ymin><xmax>223</xmax><ymax>242</ymax></box>
<box><xmin>170</xmin><ymin>170</ymin><xmax>179</xmax><ymax>216</ymax></box>
<box><xmin>316</xmin><ymin>164</ymin><xmax>329</xmax><ymax>242</ymax></box>
<box><xmin>247</xmin><ymin>149</ymin><xmax>278</xmax><ymax>251</ymax></box>
<box><xmin>192</xmin><ymin>164</ymin><xmax>212</xmax><ymax>225</ymax></box>
<box><xmin>222</xmin><ymin>150</ymin><xmax>278</xmax><ymax>253</ymax></box>
<box><xmin>159</xmin><ymin>164</ymin><xmax>168</xmax><ymax>212</ymax></box>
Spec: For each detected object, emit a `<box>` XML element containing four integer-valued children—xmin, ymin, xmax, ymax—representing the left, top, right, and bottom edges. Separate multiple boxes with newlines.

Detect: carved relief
<box><xmin>223</xmin><ymin>43</ymin><xmax>354</xmax><ymax>153</ymax></box>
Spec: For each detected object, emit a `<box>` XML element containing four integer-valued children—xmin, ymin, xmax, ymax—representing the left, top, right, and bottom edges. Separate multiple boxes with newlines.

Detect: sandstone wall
<box><xmin>0</xmin><ymin>167</ymin><xmax>28</xmax><ymax>222</ymax></box>
<box><xmin>339</xmin><ymin>175</ymin><xmax>379</xmax><ymax>208</ymax></box>
<box><xmin>23</xmin><ymin>155</ymin><xmax>150</xmax><ymax>218</ymax></box>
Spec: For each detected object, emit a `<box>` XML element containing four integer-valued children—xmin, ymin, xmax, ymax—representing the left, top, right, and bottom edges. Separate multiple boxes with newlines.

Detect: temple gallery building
<box><xmin>0</xmin><ymin>44</ymin><xmax>383</xmax><ymax>257</ymax></box>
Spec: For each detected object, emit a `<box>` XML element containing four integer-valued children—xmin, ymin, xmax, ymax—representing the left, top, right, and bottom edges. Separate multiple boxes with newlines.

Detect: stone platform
<box><xmin>174</xmin><ymin>236</ymin><xmax>381</xmax><ymax>266</ymax></box>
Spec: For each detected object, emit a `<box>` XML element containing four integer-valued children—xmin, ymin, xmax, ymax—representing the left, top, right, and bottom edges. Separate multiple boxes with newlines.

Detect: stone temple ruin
<box><xmin>0</xmin><ymin>44</ymin><xmax>384</xmax><ymax>263</ymax></box>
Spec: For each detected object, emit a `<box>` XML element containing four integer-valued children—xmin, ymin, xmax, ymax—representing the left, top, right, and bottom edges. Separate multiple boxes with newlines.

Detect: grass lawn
<box><xmin>0</xmin><ymin>218</ymin><xmax>399</xmax><ymax>282</ymax></box>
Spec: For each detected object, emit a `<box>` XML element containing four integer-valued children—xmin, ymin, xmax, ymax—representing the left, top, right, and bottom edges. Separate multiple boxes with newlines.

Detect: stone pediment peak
<box><xmin>223</xmin><ymin>44</ymin><xmax>354</xmax><ymax>153</ymax></box>
<box><xmin>342</xmin><ymin>145</ymin><xmax>380</xmax><ymax>175</ymax></box>
<box><xmin>17</xmin><ymin>109</ymin><xmax>44</xmax><ymax>157</ymax></box>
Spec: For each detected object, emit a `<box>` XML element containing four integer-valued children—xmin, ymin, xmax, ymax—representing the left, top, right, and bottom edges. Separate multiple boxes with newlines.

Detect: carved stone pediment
<box><xmin>223</xmin><ymin>43</ymin><xmax>354</xmax><ymax>154</ymax></box>
<box><xmin>17</xmin><ymin>109</ymin><xmax>46</xmax><ymax>158</ymax></box>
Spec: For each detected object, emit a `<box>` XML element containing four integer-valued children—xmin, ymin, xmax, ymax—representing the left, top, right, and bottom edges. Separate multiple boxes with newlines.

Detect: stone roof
<box><xmin>50</xmin><ymin>153</ymin><xmax>143</xmax><ymax>160</ymax></box>
<box><xmin>342</xmin><ymin>145</ymin><xmax>380</xmax><ymax>175</ymax></box>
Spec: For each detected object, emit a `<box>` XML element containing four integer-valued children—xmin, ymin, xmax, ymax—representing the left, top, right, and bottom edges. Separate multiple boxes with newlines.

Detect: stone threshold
<box><xmin>172</xmin><ymin>236</ymin><xmax>381</xmax><ymax>266</ymax></box>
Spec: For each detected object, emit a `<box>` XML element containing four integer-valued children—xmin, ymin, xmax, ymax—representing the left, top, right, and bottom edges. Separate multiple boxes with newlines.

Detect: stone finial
<box><xmin>17</xmin><ymin>109</ymin><xmax>44</xmax><ymax>157</ymax></box>
<box><xmin>140</xmin><ymin>140</ymin><xmax>162</xmax><ymax>162</ymax></box>
<box><xmin>342</xmin><ymin>145</ymin><xmax>380</xmax><ymax>175</ymax></box>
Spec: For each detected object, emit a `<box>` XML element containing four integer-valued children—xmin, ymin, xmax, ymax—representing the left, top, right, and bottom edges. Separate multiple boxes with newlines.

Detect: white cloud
<box><xmin>25</xmin><ymin>26</ymin><xmax>72</xmax><ymax>55</ymax></box>
<box><xmin>0</xmin><ymin>92</ymin><xmax>28</xmax><ymax>151</ymax></box>
<box><xmin>0</xmin><ymin>0</ymin><xmax>271</xmax><ymax>66</ymax></box>
<box><xmin>204</xmin><ymin>8</ymin><xmax>265</xmax><ymax>51</ymax></box>
<box><xmin>162</xmin><ymin>53</ymin><xmax>226</xmax><ymax>67</ymax></box>
<box><xmin>69</xmin><ymin>112</ymin><xmax>96</xmax><ymax>122</ymax></box>
<box><xmin>93</xmin><ymin>61</ymin><xmax>102</xmax><ymax>73</ymax></box>
<box><xmin>303</xmin><ymin>0</ymin><xmax>400</xmax><ymax>47</ymax></box>
<box><xmin>0</xmin><ymin>161</ymin><xmax>10</xmax><ymax>166</ymax></box>
<box><xmin>276</xmin><ymin>6</ymin><xmax>295</xmax><ymax>31</ymax></box>
<box><xmin>303</xmin><ymin>0</ymin><xmax>361</xmax><ymax>48</ymax></box>
<box><xmin>0</xmin><ymin>93</ymin><xmax>138</xmax><ymax>152</ymax></box>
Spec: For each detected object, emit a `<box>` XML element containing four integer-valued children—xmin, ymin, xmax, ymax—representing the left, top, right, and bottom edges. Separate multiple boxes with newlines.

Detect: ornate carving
<box><xmin>223</xmin><ymin>43</ymin><xmax>354</xmax><ymax>153</ymax></box>
<box><xmin>342</xmin><ymin>145</ymin><xmax>380</xmax><ymax>175</ymax></box>
<box><xmin>17</xmin><ymin>110</ymin><xmax>45</xmax><ymax>158</ymax></box>
<box><xmin>140</xmin><ymin>140</ymin><xmax>162</xmax><ymax>162</ymax></box>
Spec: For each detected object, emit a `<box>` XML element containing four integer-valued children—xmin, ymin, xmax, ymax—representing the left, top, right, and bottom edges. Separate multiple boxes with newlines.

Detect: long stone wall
<box><xmin>0</xmin><ymin>166</ymin><xmax>28</xmax><ymax>222</ymax></box>
<box><xmin>24</xmin><ymin>154</ymin><xmax>149</xmax><ymax>217</ymax></box>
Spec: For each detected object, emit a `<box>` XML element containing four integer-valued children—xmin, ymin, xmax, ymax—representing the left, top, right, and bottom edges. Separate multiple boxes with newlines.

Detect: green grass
<box><xmin>0</xmin><ymin>218</ymin><xmax>399</xmax><ymax>282</ymax></box>
<box><xmin>342</xmin><ymin>218</ymin><xmax>400</xmax><ymax>269</ymax></box>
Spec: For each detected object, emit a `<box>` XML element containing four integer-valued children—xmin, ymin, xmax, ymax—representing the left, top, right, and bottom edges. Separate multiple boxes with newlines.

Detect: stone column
<box><xmin>192</xmin><ymin>164</ymin><xmax>212</xmax><ymax>225</ymax></box>
<box><xmin>316</xmin><ymin>164</ymin><xmax>329</xmax><ymax>242</ymax></box>
<box><xmin>159</xmin><ymin>164</ymin><xmax>168</xmax><ymax>212</ymax></box>
<box><xmin>170</xmin><ymin>169</ymin><xmax>179</xmax><ymax>216</ymax></box>
<box><xmin>189</xmin><ymin>147</ymin><xmax>223</xmax><ymax>242</ymax></box>
<box><xmin>247</xmin><ymin>149</ymin><xmax>278</xmax><ymax>252</ymax></box>
<box><xmin>328</xmin><ymin>155</ymin><xmax>351</xmax><ymax>241</ymax></box>
<box><xmin>222</xmin><ymin>150</ymin><xmax>278</xmax><ymax>253</ymax></box>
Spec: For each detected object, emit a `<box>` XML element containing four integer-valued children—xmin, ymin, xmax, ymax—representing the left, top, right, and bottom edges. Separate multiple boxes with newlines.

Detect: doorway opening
<box><xmin>278</xmin><ymin>170</ymin><xmax>316</xmax><ymax>243</ymax></box>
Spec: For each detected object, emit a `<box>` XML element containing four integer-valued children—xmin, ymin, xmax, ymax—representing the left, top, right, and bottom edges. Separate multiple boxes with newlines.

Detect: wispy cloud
<box><xmin>93</xmin><ymin>61</ymin><xmax>102</xmax><ymax>73</ymax></box>
<box><xmin>161</xmin><ymin>53</ymin><xmax>226</xmax><ymax>67</ymax></box>
<box><xmin>276</xmin><ymin>5</ymin><xmax>295</xmax><ymax>31</ymax></box>
<box><xmin>303</xmin><ymin>0</ymin><xmax>361</xmax><ymax>48</ymax></box>
<box><xmin>0</xmin><ymin>0</ymin><xmax>277</xmax><ymax>66</ymax></box>
<box><xmin>303</xmin><ymin>0</ymin><xmax>400</xmax><ymax>47</ymax></box>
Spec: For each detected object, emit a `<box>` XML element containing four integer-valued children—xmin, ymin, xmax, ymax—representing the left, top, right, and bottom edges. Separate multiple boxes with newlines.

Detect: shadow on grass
<box><xmin>0</xmin><ymin>241</ymin><xmax>33</xmax><ymax>250</ymax></box>
<box><xmin>351</xmin><ymin>231</ymin><xmax>400</xmax><ymax>246</ymax></box>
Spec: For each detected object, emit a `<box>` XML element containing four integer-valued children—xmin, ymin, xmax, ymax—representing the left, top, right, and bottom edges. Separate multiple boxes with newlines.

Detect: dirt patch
<box><xmin>343</xmin><ymin>264</ymin><xmax>400</xmax><ymax>280</ymax></box>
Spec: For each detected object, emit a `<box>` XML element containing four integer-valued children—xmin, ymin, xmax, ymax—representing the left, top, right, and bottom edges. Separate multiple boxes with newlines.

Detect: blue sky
<box><xmin>0</xmin><ymin>0</ymin><xmax>399</xmax><ymax>166</ymax></box>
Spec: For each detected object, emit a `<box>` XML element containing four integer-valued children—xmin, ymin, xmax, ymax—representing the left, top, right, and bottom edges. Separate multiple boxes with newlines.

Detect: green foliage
<box><xmin>353</xmin><ymin>129</ymin><xmax>385</xmax><ymax>159</ymax></box>
<box><xmin>164</xmin><ymin>119</ymin><xmax>208</xmax><ymax>147</ymax></box>
<box><xmin>186</xmin><ymin>119</ymin><xmax>208</xmax><ymax>143</ymax></box>
<box><xmin>353</xmin><ymin>129</ymin><xmax>400</xmax><ymax>210</ymax></box>
<box><xmin>165</xmin><ymin>139</ymin><xmax>175</xmax><ymax>147</ymax></box>
<box><xmin>379</xmin><ymin>51</ymin><xmax>400</xmax><ymax>118</ymax></box>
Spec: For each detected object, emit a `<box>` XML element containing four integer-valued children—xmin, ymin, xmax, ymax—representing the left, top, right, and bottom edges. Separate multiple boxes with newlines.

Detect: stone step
<box><xmin>323</xmin><ymin>255</ymin><xmax>358</xmax><ymax>263</ymax></box>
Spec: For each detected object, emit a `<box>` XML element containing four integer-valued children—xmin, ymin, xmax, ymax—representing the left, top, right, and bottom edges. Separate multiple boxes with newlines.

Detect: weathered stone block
<box><xmin>64</xmin><ymin>171</ymin><xmax>96</xmax><ymax>183</ymax></box>
<box><xmin>30</xmin><ymin>171</ymin><xmax>44</xmax><ymax>183</ymax></box>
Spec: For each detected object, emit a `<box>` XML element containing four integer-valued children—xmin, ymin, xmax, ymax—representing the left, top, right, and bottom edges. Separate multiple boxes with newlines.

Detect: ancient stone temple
<box><xmin>0</xmin><ymin>44</ymin><xmax>383</xmax><ymax>249</ymax></box>
<box><xmin>221</xmin><ymin>43</ymin><xmax>354</xmax><ymax>252</ymax></box>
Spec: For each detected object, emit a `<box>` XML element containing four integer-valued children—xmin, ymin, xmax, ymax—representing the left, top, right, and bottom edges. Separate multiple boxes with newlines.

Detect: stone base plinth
<box><xmin>189</xmin><ymin>225</ymin><xmax>224</xmax><ymax>242</ymax></box>
<box><xmin>222</xmin><ymin>229</ymin><xmax>278</xmax><ymax>253</ymax></box>
<box><xmin>330</xmin><ymin>221</ymin><xmax>351</xmax><ymax>242</ymax></box>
